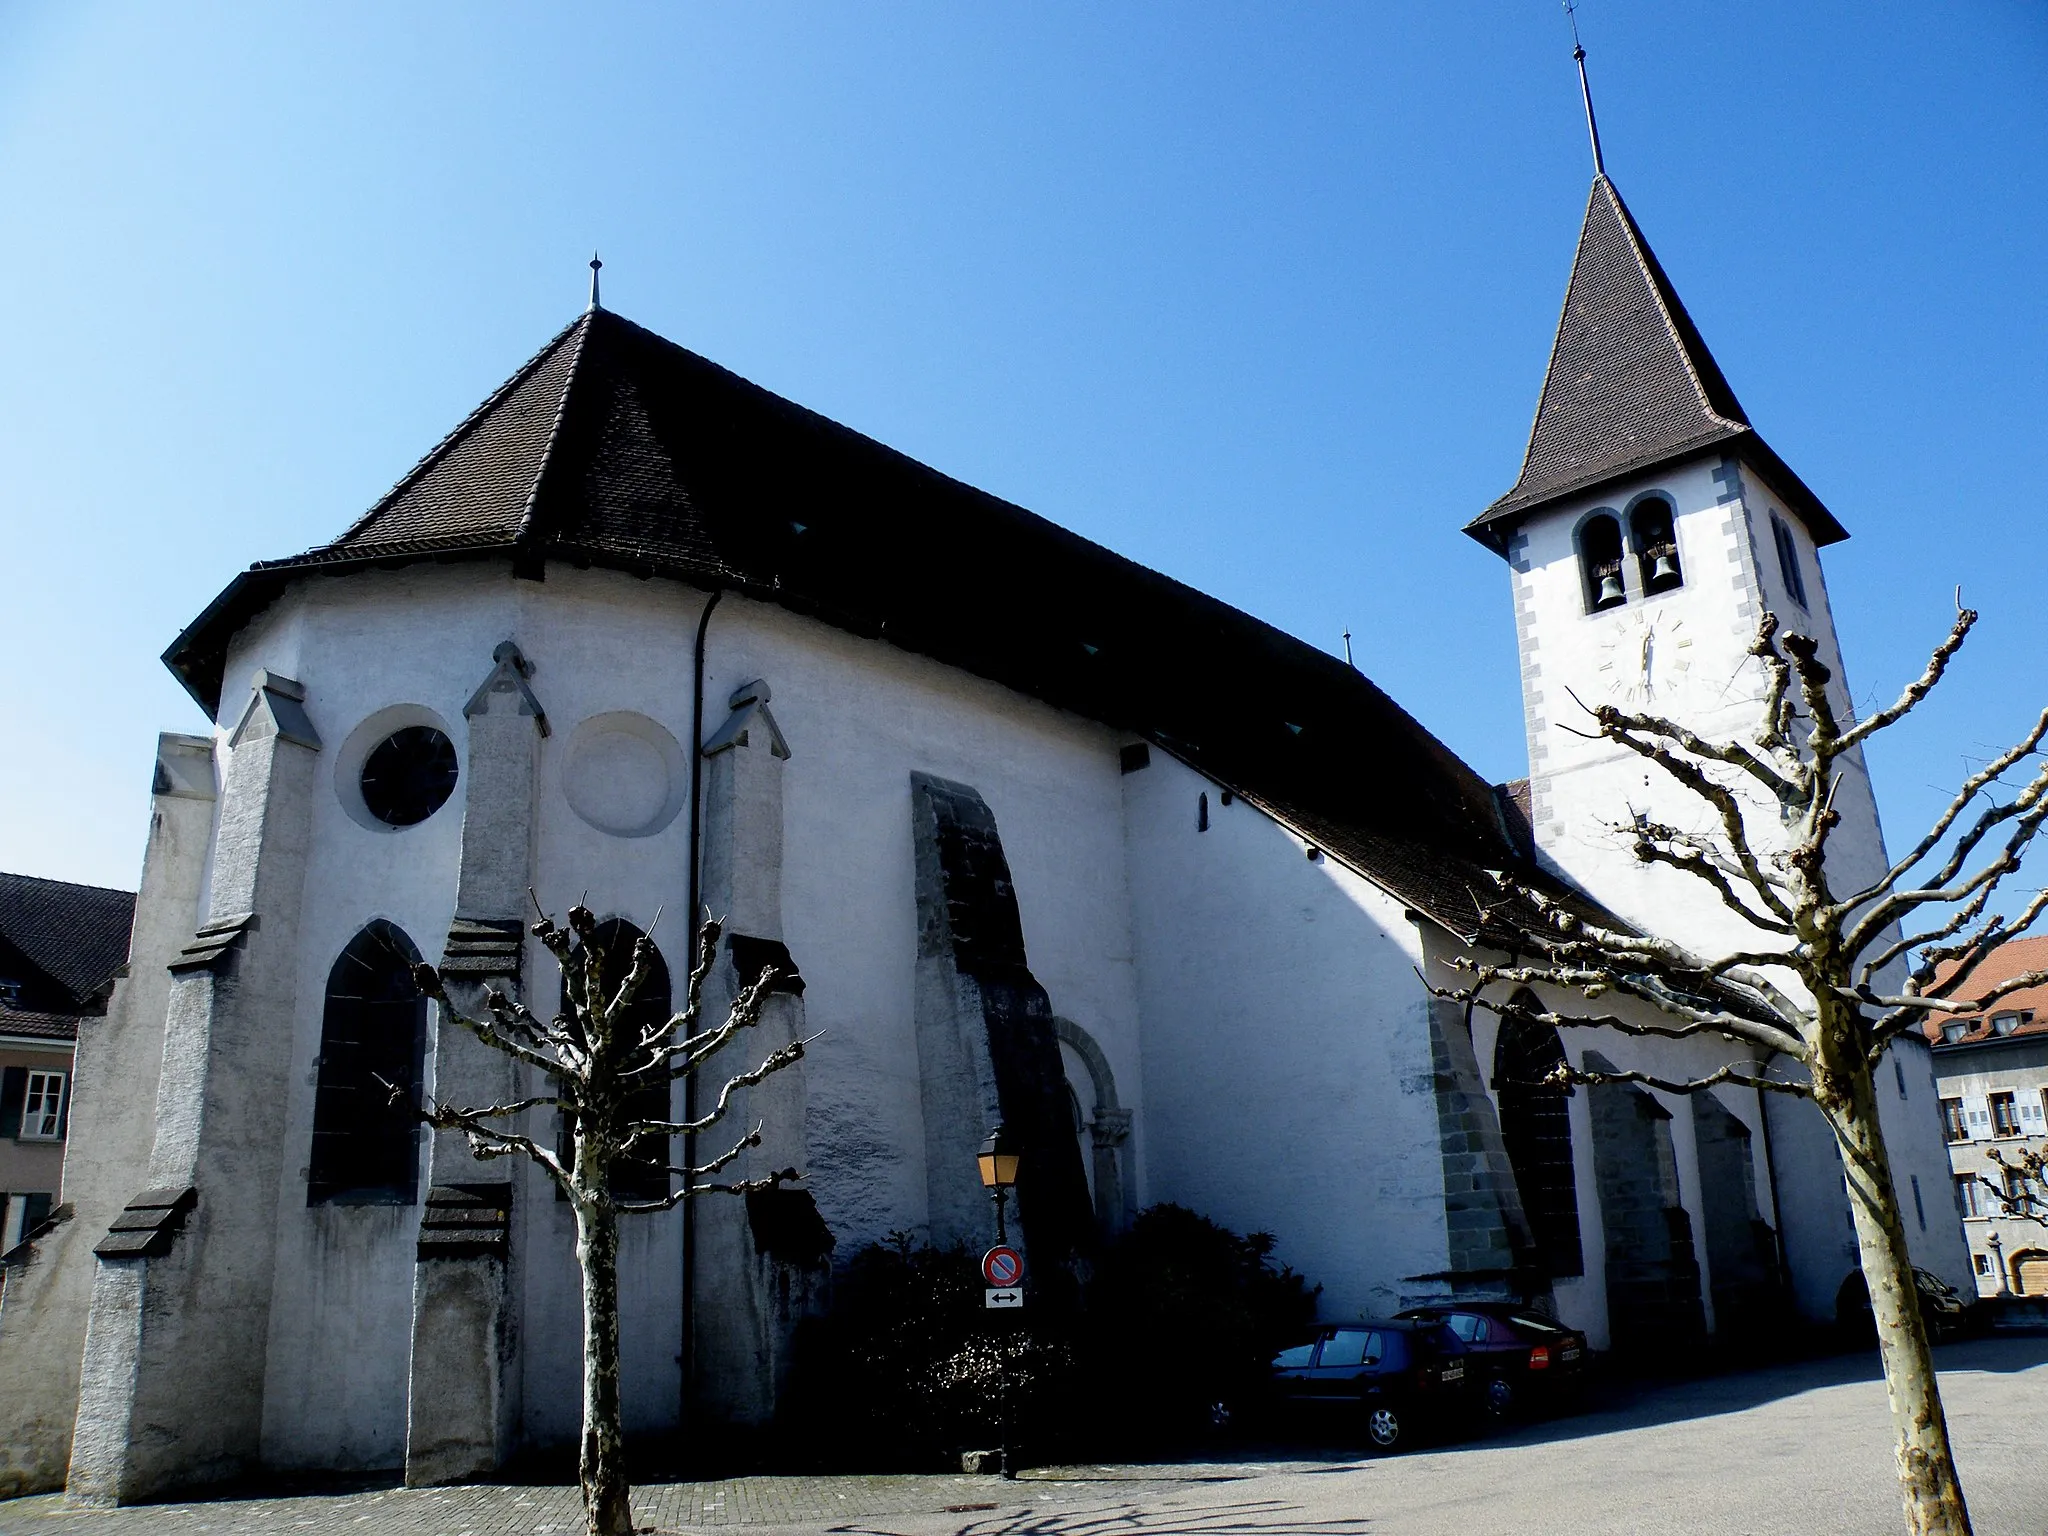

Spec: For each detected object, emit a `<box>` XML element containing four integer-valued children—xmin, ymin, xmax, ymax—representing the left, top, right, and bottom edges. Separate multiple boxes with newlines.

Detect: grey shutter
<box><xmin>0</xmin><ymin>1067</ymin><xmax>26</xmax><ymax>1138</ymax></box>
<box><xmin>56</xmin><ymin>1073</ymin><xmax>70</xmax><ymax>1139</ymax></box>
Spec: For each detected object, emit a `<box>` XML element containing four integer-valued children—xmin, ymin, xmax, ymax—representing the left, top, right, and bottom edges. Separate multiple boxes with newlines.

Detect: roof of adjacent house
<box><xmin>0</xmin><ymin>872</ymin><xmax>136</xmax><ymax>1009</ymax></box>
<box><xmin>1465</xmin><ymin>176</ymin><xmax>1845</xmax><ymax>554</ymax></box>
<box><xmin>163</xmin><ymin>306</ymin><xmax>1603</xmax><ymax>943</ymax></box>
<box><xmin>1924</xmin><ymin>935</ymin><xmax>2048</xmax><ymax>1051</ymax></box>
<box><xmin>0</xmin><ymin>1009</ymin><xmax>86</xmax><ymax>1046</ymax></box>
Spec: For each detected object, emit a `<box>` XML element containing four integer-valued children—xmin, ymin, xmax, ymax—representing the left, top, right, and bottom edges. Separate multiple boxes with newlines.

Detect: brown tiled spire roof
<box><xmin>1466</xmin><ymin>176</ymin><xmax>1845</xmax><ymax>553</ymax></box>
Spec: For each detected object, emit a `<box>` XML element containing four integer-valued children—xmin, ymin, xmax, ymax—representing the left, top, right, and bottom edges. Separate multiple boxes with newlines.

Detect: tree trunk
<box><xmin>1823</xmin><ymin>1056</ymin><xmax>1973</xmax><ymax>1536</ymax></box>
<box><xmin>574</xmin><ymin>1191</ymin><xmax>634</xmax><ymax>1536</ymax></box>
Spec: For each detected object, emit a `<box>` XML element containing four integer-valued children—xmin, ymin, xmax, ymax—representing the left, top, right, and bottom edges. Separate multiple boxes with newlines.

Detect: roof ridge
<box><xmin>0</xmin><ymin>871</ymin><xmax>137</xmax><ymax>900</ymax></box>
<box><xmin>323</xmin><ymin>314</ymin><xmax>588</xmax><ymax>552</ymax></box>
<box><xmin>1596</xmin><ymin>176</ymin><xmax>1748</xmax><ymax>433</ymax></box>
<box><xmin>512</xmin><ymin>310</ymin><xmax>600</xmax><ymax>552</ymax></box>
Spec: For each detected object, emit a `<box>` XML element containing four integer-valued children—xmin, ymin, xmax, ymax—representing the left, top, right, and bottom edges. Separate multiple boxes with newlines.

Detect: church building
<box><xmin>0</xmin><ymin>164</ymin><xmax>1967</xmax><ymax>1501</ymax></box>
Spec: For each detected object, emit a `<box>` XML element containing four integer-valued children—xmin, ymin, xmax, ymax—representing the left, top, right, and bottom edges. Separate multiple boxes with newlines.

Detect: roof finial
<box><xmin>1563</xmin><ymin>0</ymin><xmax>1606</xmax><ymax>178</ymax></box>
<box><xmin>588</xmin><ymin>251</ymin><xmax>603</xmax><ymax>312</ymax></box>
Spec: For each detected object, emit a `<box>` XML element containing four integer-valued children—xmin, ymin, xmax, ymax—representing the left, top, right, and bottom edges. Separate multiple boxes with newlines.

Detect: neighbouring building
<box><xmin>1925</xmin><ymin>934</ymin><xmax>2048</xmax><ymax>1296</ymax></box>
<box><xmin>0</xmin><ymin>874</ymin><xmax>136</xmax><ymax>1252</ymax></box>
<box><xmin>0</xmin><ymin>162</ymin><xmax>1967</xmax><ymax>1502</ymax></box>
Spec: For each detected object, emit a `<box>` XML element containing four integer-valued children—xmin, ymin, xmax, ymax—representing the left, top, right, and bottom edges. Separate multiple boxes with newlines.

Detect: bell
<box><xmin>1652</xmin><ymin>552</ymin><xmax>1679</xmax><ymax>584</ymax></box>
<box><xmin>1597</xmin><ymin>571</ymin><xmax>1625</xmax><ymax>605</ymax></box>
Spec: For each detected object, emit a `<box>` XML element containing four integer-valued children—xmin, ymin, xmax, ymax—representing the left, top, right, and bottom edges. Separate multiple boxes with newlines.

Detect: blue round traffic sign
<box><xmin>981</xmin><ymin>1245</ymin><xmax>1022</xmax><ymax>1288</ymax></box>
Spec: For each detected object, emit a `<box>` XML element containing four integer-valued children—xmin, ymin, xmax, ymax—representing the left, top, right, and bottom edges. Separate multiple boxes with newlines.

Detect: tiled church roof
<box><xmin>167</xmin><ymin>307</ymin><xmax>1587</xmax><ymax>942</ymax></box>
<box><xmin>1465</xmin><ymin>176</ymin><xmax>1845</xmax><ymax>553</ymax></box>
<box><xmin>0</xmin><ymin>872</ymin><xmax>136</xmax><ymax>1007</ymax></box>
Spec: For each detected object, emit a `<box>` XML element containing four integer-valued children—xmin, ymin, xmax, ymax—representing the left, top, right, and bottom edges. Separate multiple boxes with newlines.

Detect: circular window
<box><xmin>359</xmin><ymin>726</ymin><xmax>459</xmax><ymax>828</ymax></box>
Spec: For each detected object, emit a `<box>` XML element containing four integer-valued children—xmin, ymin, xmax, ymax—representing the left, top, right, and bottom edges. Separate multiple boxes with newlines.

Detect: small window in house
<box><xmin>1942</xmin><ymin>1020</ymin><xmax>1972</xmax><ymax>1044</ymax></box>
<box><xmin>1893</xmin><ymin>1053</ymin><xmax>1908</xmax><ymax>1098</ymax></box>
<box><xmin>1992</xmin><ymin>1011</ymin><xmax>2022</xmax><ymax>1036</ymax></box>
<box><xmin>1198</xmin><ymin>792</ymin><xmax>1210</xmax><ymax>833</ymax></box>
<box><xmin>1942</xmin><ymin>1098</ymin><xmax>1968</xmax><ymax>1143</ymax></box>
<box><xmin>1629</xmin><ymin>497</ymin><xmax>1683</xmax><ymax>595</ymax></box>
<box><xmin>0</xmin><ymin>979</ymin><xmax>20</xmax><ymax>1009</ymax></box>
<box><xmin>1579</xmin><ymin>514</ymin><xmax>1627</xmax><ymax>613</ymax></box>
<box><xmin>1771</xmin><ymin>516</ymin><xmax>1809</xmax><ymax>608</ymax></box>
<box><xmin>360</xmin><ymin>726</ymin><xmax>459</xmax><ymax>828</ymax></box>
<box><xmin>19</xmin><ymin>1072</ymin><xmax>64</xmax><ymax>1140</ymax></box>
<box><xmin>1991</xmin><ymin>1092</ymin><xmax>2021</xmax><ymax>1138</ymax></box>
<box><xmin>1956</xmin><ymin>1175</ymin><xmax>1983</xmax><ymax>1219</ymax></box>
<box><xmin>2003</xmin><ymin>1166</ymin><xmax>2034</xmax><ymax>1216</ymax></box>
<box><xmin>1975</xmin><ymin>1253</ymin><xmax>1993</xmax><ymax>1277</ymax></box>
<box><xmin>1911</xmin><ymin>1174</ymin><xmax>1927</xmax><ymax>1231</ymax></box>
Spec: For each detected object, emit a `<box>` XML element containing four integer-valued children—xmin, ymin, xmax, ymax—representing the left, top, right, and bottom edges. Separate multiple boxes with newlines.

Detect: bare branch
<box><xmin>1836</xmin><ymin>603</ymin><xmax>1978</xmax><ymax>753</ymax></box>
<box><xmin>1550</xmin><ymin>1058</ymin><xmax>1812</xmax><ymax>1100</ymax></box>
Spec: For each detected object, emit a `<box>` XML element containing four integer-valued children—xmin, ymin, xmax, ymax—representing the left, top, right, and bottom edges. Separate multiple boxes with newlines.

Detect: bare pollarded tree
<box><xmin>403</xmin><ymin>903</ymin><xmax>807</xmax><ymax>1536</ymax></box>
<box><xmin>1431</xmin><ymin>605</ymin><xmax>2048</xmax><ymax>1536</ymax></box>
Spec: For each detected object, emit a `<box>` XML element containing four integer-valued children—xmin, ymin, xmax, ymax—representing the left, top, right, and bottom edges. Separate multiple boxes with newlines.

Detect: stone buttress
<box><xmin>689</xmin><ymin>680</ymin><xmax>830</xmax><ymax>1428</ymax></box>
<box><xmin>402</xmin><ymin>642</ymin><xmax>545</xmax><ymax>1485</ymax></box>
<box><xmin>70</xmin><ymin>676</ymin><xmax>321</xmax><ymax>1503</ymax></box>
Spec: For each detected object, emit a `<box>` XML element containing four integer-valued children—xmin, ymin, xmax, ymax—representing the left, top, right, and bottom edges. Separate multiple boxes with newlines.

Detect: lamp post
<box><xmin>978</xmin><ymin>1124</ymin><xmax>1021</xmax><ymax>1244</ymax></box>
<box><xmin>977</xmin><ymin>1125</ymin><xmax>1021</xmax><ymax>1478</ymax></box>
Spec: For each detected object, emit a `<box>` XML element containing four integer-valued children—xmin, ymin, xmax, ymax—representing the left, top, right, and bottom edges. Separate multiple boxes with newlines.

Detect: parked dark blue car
<box><xmin>1267</xmin><ymin>1319</ymin><xmax>1469</xmax><ymax>1451</ymax></box>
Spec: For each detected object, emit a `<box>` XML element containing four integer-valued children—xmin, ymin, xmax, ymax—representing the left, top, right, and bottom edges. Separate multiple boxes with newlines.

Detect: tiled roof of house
<box><xmin>1924</xmin><ymin>934</ymin><xmax>2048</xmax><ymax>1049</ymax></box>
<box><xmin>0</xmin><ymin>873</ymin><xmax>135</xmax><ymax>1009</ymax></box>
<box><xmin>1465</xmin><ymin>176</ymin><xmax>1845</xmax><ymax>554</ymax></box>
<box><xmin>164</xmin><ymin>306</ymin><xmax>1610</xmax><ymax>943</ymax></box>
<box><xmin>0</xmin><ymin>1009</ymin><xmax>82</xmax><ymax>1044</ymax></box>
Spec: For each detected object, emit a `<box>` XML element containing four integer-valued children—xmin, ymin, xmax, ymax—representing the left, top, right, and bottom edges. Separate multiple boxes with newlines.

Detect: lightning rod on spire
<box><xmin>588</xmin><ymin>252</ymin><xmax>603</xmax><ymax>312</ymax></box>
<box><xmin>1563</xmin><ymin>0</ymin><xmax>1607</xmax><ymax>178</ymax></box>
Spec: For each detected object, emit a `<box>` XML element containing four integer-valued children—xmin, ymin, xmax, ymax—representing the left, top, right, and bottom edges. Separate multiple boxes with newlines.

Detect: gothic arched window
<box><xmin>1493</xmin><ymin>995</ymin><xmax>1584</xmax><ymax>1277</ymax></box>
<box><xmin>1577</xmin><ymin>513</ymin><xmax>1627</xmax><ymax>613</ymax></box>
<box><xmin>309</xmin><ymin>921</ymin><xmax>427</xmax><ymax>1205</ymax></box>
<box><xmin>558</xmin><ymin>919</ymin><xmax>674</xmax><ymax>1202</ymax></box>
<box><xmin>1629</xmin><ymin>496</ymin><xmax>1683</xmax><ymax>595</ymax></box>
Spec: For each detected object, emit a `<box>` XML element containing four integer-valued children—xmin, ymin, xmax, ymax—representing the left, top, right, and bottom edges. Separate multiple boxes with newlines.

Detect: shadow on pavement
<box><xmin>829</xmin><ymin>1499</ymin><xmax>1375</xmax><ymax>1536</ymax></box>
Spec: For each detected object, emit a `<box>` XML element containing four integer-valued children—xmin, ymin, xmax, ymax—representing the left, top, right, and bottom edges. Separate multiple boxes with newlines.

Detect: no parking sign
<box><xmin>981</xmin><ymin>1245</ymin><xmax>1023</xmax><ymax>1288</ymax></box>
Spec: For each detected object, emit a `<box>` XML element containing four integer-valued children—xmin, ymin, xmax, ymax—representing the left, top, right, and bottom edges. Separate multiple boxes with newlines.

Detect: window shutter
<box><xmin>20</xmin><ymin>1192</ymin><xmax>51</xmax><ymax>1237</ymax></box>
<box><xmin>56</xmin><ymin>1073</ymin><xmax>70</xmax><ymax>1139</ymax></box>
<box><xmin>0</xmin><ymin>1067</ymin><xmax>26</xmax><ymax>1138</ymax></box>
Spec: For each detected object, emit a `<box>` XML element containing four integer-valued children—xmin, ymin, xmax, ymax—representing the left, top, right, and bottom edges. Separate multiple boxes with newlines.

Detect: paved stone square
<box><xmin>6</xmin><ymin>1338</ymin><xmax>2045</xmax><ymax>1536</ymax></box>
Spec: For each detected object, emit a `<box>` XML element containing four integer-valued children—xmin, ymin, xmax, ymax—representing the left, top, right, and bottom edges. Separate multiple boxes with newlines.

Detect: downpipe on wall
<box><xmin>680</xmin><ymin>586</ymin><xmax>722</xmax><ymax>1438</ymax></box>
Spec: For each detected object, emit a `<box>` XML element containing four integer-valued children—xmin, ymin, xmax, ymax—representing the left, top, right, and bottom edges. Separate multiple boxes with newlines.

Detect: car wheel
<box><xmin>1365</xmin><ymin>1404</ymin><xmax>1404</xmax><ymax>1451</ymax></box>
<box><xmin>1482</xmin><ymin>1376</ymin><xmax>1515</xmax><ymax>1419</ymax></box>
<box><xmin>1208</xmin><ymin>1399</ymin><xmax>1234</xmax><ymax>1433</ymax></box>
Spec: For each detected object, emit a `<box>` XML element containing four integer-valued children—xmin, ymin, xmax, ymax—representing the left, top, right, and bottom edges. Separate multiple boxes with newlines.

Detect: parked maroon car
<box><xmin>1394</xmin><ymin>1304</ymin><xmax>1587</xmax><ymax>1418</ymax></box>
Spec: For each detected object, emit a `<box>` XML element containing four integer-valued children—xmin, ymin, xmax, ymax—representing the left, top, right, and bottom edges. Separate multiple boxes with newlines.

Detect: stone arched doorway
<box><xmin>1055</xmin><ymin>1018</ymin><xmax>1135</xmax><ymax>1234</ymax></box>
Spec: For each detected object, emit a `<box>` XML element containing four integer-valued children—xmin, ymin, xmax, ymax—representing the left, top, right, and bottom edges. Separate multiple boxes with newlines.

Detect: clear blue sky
<box><xmin>1</xmin><ymin>3</ymin><xmax>2043</xmax><ymax>891</ymax></box>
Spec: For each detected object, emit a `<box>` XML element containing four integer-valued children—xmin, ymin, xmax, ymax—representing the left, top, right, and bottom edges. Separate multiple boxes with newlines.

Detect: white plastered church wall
<box><xmin>192</xmin><ymin>560</ymin><xmax>1155</xmax><ymax>1465</ymax></box>
<box><xmin>1120</xmin><ymin>749</ymin><xmax>1448</xmax><ymax>1322</ymax></box>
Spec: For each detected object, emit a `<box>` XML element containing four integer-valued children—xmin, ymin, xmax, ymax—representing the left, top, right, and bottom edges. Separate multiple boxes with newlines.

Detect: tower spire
<box><xmin>588</xmin><ymin>251</ymin><xmax>603</xmax><ymax>312</ymax></box>
<box><xmin>1564</xmin><ymin>0</ymin><xmax>1606</xmax><ymax>178</ymax></box>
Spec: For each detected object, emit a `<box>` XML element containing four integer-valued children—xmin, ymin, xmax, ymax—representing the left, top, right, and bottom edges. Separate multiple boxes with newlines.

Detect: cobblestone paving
<box><xmin>0</xmin><ymin>1469</ymin><xmax>1210</xmax><ymax>1536</ymax></box>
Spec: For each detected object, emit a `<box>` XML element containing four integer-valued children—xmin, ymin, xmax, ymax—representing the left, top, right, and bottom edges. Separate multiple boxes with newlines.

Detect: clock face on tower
<box><xmin>1596</xmin><ymin>607</ymin><xmax>1694</xmax><ymax>709</ymax></box>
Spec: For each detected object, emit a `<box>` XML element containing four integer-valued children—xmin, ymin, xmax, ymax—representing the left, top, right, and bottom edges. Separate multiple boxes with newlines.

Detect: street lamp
<box><xmin>978</xmin><ymin>1124</ymin><xmax>1021</xmax><ymax>1245</ymax></box>
<box><xmin>976</xmin><ymin>1124</ymin><xmax>1021</xmax><ymax>1480</ymax></box>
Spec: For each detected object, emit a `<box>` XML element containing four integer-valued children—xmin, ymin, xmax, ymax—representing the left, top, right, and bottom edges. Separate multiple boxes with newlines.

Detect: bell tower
<box><xmin>1465</xmin><ymin>172</ymin><xmax>1892</xmax><ymax>959</ymax></box>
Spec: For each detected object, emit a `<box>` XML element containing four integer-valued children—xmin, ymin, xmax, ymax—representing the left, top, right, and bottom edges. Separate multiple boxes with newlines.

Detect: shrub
<box><xmin>782</xmin><ymin>1206</ymin><xmax>1317</xmax><ymax>1465</ymax></box>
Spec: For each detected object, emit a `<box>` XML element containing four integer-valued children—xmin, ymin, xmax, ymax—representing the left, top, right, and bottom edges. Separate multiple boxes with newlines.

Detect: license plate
<box><xmin>1441</xmin><ymin>1365</ymin><xmax>1464</xmax><ymax>1381</ymax></box>
<box><xmin>1561</xmin><ymin>1346</ymin><xmax>1581</xmax><ymax>1362</ymax></box>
